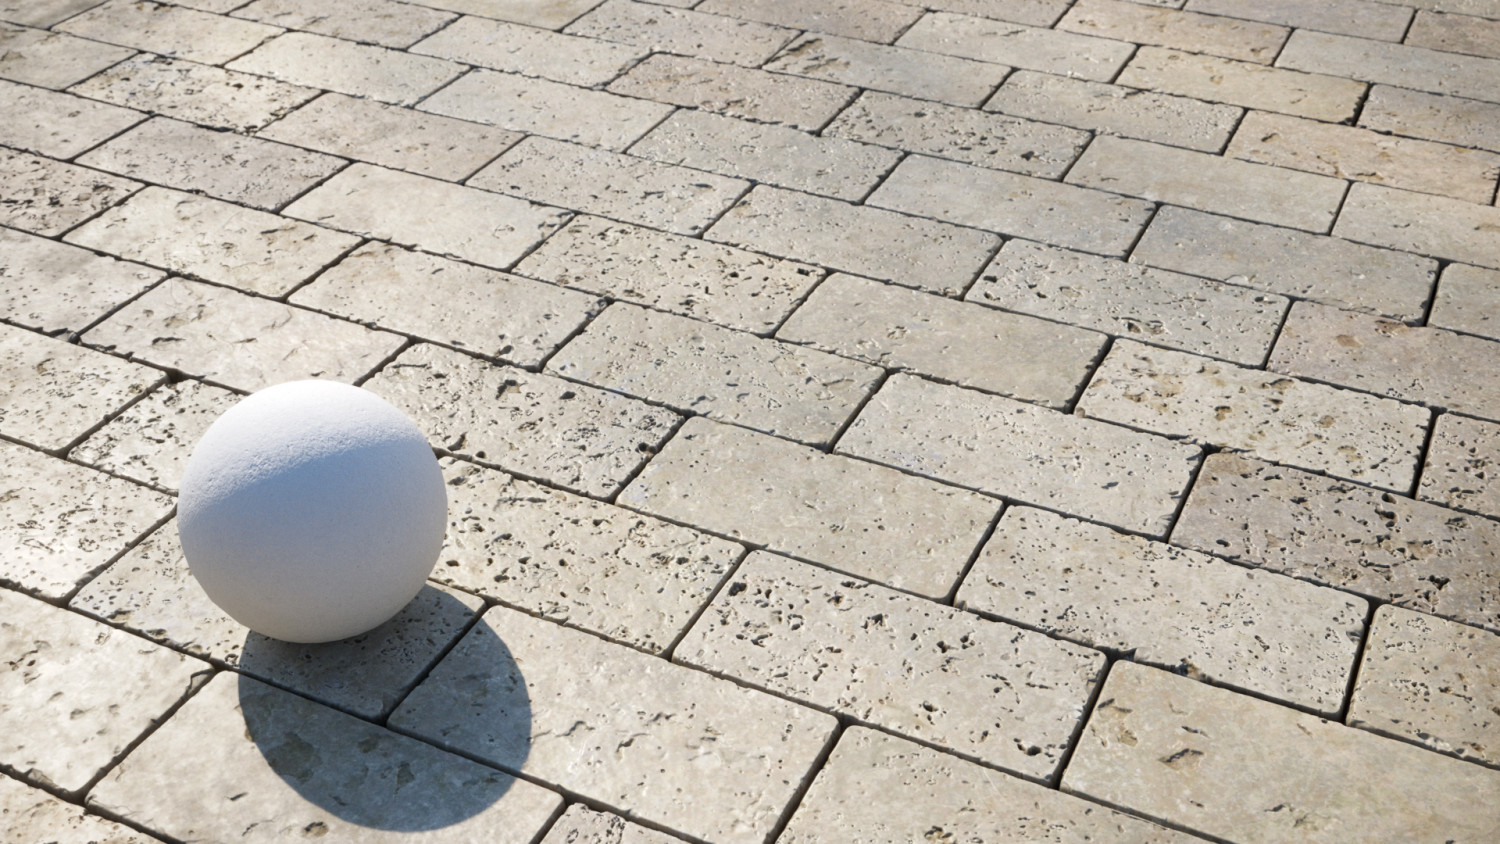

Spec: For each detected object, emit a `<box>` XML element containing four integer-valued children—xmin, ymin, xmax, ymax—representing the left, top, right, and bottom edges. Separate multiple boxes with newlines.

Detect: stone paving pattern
<box><xmin>2</xmin><ymin>0</ymin><xmax>1500</xmax><ymax>841</ymax></box>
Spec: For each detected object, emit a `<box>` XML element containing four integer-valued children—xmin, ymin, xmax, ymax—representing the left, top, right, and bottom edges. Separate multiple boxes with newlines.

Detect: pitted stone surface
<box><xmin>71</xmin><ymin>54</ymin><xmax>319</xmax><ymax>133</ymax></box>
<box><xmin>839</xmin><ymin>375</ymin><xmax>1200</xmax><ymax>537</ymax></box>
<box><xmin>0</xmin><ymin>0</ymin><xmax>113</xmax><ymax>28</ymax></box>
<box><xmin>70</xmin><ymin>379</ymin><xmax>237</xmax><ymax>492</ymax></box>
<box><xmin>389</xmin><ymin>605</ymin><xmax>838</xmax><ymax>844</ymax></box>
<box><xmin>565</xmin><ymin>0</ymin><xmax>797</xmax><ymax>66</ymax></box>
<box><xmin>1278</xmin><ymin>29</ymin><xmax>1500</xmax><ymax>104</ymax></box>
<box><xmin>1407</xmin><ymin>8</ymin><xmax>1500</xmax><ymax>58</ymax></box>
<box><xmin>1058</xmin><ymin>0</ymin><xmax>1289</xmax><ymax>63</ymax></box>
<box><xmin>1117</xmin><ymin>47</ymin><xmax>1364</xmax><ymax>123</ymax></box>
<box><xmin>0</xmin><ymin>228</ymin><xmax>160</xmax><ymax>334</ymax></box>
<box><xmin>0</xmin><ymin>80</ymin><xmax>143</xmax><ymax>158</ymax></box>
<box><xmin>0</xmin><ymin>774</ymin><xmax>157</xmax><ymax>844</ymax></box>
<box><xmin>420</xmin><ymin>69</ymin><xmax>672</xmax><ymax>151</ymax></box>
<box><xmin>678</xmin><ymin>552</ymin><xmax>1104</xmax><ymax>781</ymax></box>
<box><xmin>898</xmin><ymin>12</ymin><xmax>1134</xmax><ymax>81</ymax></box>
<box><xmin>1336</xmin><ymin>182</ymin><xmax>1500</xmax><ymax>270</ymax></box>
<box><xmin>698</xmin><ymin>0</ymin><xmax>922</xmax><ymax>42</ymax></box>
<box><xmin>766</xmin><ymin>33</ymin><xmax>1010</xmax><ymax>107</ymax></box>
<box><xmin>57</xmin><ymin>0</ymin><xmax>278</xmax><ymax>64</ymax></box>
<box><xmin>1360</xmin><ymin>85</ymin><xmax>1500</xmax><ymax>154</ymax></box>
<box><xmin>960</xmin><ymin>507</ymin><xmax>1366</xmax><ymax>715</ymax></box>
<box><xmin>619</xmin><ymin>418</ymin><xmax>999</xmax><ymax>599</ymax></box>
<box><xmin>540</xmin><ymin>805</ymin><xmax>683</xmax><ymax>844</ymax></box>
<box><xmin>0</xmin><ymin>147</ymin><xmax>139</xmax><ymax>237</ymax></box>
<box><xmin>411</xmin><ymin>14</ymin><xmax>646</xmax><ymax>86</ymax></box>
<box><xmin>1185</xmin><ymin>0</ymin><xmax>1413</xmax><ymax>41</ymax></box>
<box><xmin>1417</xmin><ymin>414</ymin><xmax>1500</xmax><ymax>517</ymax></box>
<box><xmin>227</xmin><ymin>31</ymin><xmax>463</xmax><ymax>105</ymax></box>
<box><xmin>416</xmin><ymin>0</ymin><xmax>601</xmax><ymax>29</ymax></box>
<box><xmin>1430</xmin><ymin>264</ymin><xmax>1500</xmax><ymax>341</ymax></box>
<box><xmin>364</xmin><ymin>343</ymin><xmax>679</xmax><ymax>498</ymax></box>
<box><xmin>0</xmin><ymin>22</ymin><xmax>134</xmax><ymax>88</ymax></box>
<box><xmin>232</xmin><ymin>0</ymin><xmax>455</xmax><ymax>49</ymax></box>
<box><xmin>607</xmin><ymin>53</ymin><xmax>855</xmax><ymax>132</ymax></box>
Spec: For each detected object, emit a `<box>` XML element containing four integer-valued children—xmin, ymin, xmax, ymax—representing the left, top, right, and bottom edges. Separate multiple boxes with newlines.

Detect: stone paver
<box><xmin>895</xmin><ymin>0</ymin><xmax>1071</xmax><ymax>27</ymax></box>
<box><xmin>232</xmin><ymin>0</ymin><xmax>454</xmax><ymax>49</ymax></box>
<box><xmin>423</xmin><ymin>68</ymin><xmax>672</xmax><ymax>151</ymax></box>
<box><xmin>565</xmin><ymin>0</ymin><xmax>797</xmax><ymax>65</ymax></box>
<box><xmin>389</xmin><ymin>605</ymin><xmax>837</xmax><ymax>844</ymax></box>
<box><xmin>0</xmin><ymin>228</ymin><xmax>159</xmax><ymax>335</ymax></box>
<box><xmin>540</xmin><ymin>805</ymin><xmax>682</xmax><ymax>844</ymax></box>
<box><xmin>699</xmin><ymin>0</ymin><xmax>921</xmax><ymax>42</ymax></box>
<box><xmin>57</xmin><ymin>0</ymin><xmax>278</xmax><ymax>65</ymax></box>
<box><xmin>1118</xmin><ymin>47</ymin><xmax>1366</xmax><ymax>123</ymax></box>
<box><xmin>413</xmin><ymin>0</ymin><xmax>601</xmax><ymax>30</ymax></box>
<box><xmin>0</xmin><ymin>147</ymin><xmax>139</xmax><ymax>237</ymax></box>
<box><xmin>960</xmin><ymin>506</ymin><xmax>1366</xmax><ymax>715</ymax></box>
<box><xmin>1063</xmin><ymin>661</ymin><xmax>1500</xmax><ymax>843</ymax></box>
<box><xmin>1349</xmin><ymin>605</ymin><xmax>1500</xmax><ymax>768</ymax></box>
<box><xmin>70</xmin><ymin>379</ymin><xmax>237</xmax><ymax>491</ymax></box>
<box><xmin>0</xmin><ymin>774</ymin><xmax>157</xmax><ymax>844</ymax></box>
<box><xmin>619</xmin><ymin>417</ymin><xmax>999</xmax><ymax>599</ymax></box>
<box><xmin>1407</xmin><ymin>9</ymin><xmax>1500</xmax><ymax>59</ymax></box>
<box><xmin>898</xmin><ymin>12</ymin><xmax>1135</xmax><ymax>81</ymax></box>
<box><xmin>69</xmin><ymin>53</ymin><xmax>319</xmax><ymax>133</ymax></box>
<box><xmin>1336</xmin><ymin>182</ymin><xmax>1500</xmax><ymax>270</ymax></box>
<box><xmin>607</xmin><ymin>53</ymin><xmax>854</xmax><ymax>132</ymax></box>
<box><xmin>839</xmin><ymin>375</ymin><xmax>1201</xmax><ymax>537</ymax></box>
<box><xmin>0</xmin><ymin>79</ymin><xmax>142</xmax><ymax>158</ymax></box>
<box><xmin>779</xmin><ymin>273</ymin><xmax>1105</xmax><ymax>408</ymax></box>
<box><xmin>0</xmin><ymin>22</ymin><xmax>134</xmax><ymax>88</ymax></box>
<box><xmin>227</xmin><ymin>31</ymin><xmax>464</xmax><ymax>106</ymax></box>
<box><xmin>1059</xmin><ymin>0</ymin><xmax>1288</xmax><ymax>63</ymax></box>
<box><xmin>1278</xmin><ymin>29</ymin><xmax>1500</xmax><ymax>104</ymax></box>
<box><xmin>1184</xmin><ymin>0</ymin><xmax>1413</xmax><ymax>41</ymax></box>
<box><xmin>1361</xmin><ymin>85</ymin><xmax>1500</xmax><ymax>153</ymax></box>
<box><xmin>766</xmin><ymin>33</ymin><xmax>1009</xmax><ymax>107</ymax></box>
<box><xmin>1431</xmin><ymin>263</ymin><xmax>1500</xmax><ymax>340</ymax></box>
<box><xmin>411</xmin><ymin>14</ymin><xmax>646</xmax><ymax>86</ymax></box>
<box><xmin>0</xmin><ymin>0</ymin><xmax>109</xmax><ymax>27</ymax></box>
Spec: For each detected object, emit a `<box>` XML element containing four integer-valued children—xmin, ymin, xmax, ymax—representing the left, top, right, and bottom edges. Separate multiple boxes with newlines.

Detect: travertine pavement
<box><xmin>2</xmin><ymin>0</ymin><xmax>1500</xmax><ymax>841</ymax></box>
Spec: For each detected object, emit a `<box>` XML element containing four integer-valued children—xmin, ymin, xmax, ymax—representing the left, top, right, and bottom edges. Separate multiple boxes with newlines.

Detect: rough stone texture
<box><xmin>619</xmin><ymin>417</ymin><xmax>999</xmax><ymax>599</ymax></box>
<box><xmin>57</xmin><ymin>0</ymin><xmax>278</xmax><ymax>64</ymax></box>
<box><xmin>1360</xmin><ymin>85</ymin><xmax>1500</xmax><ymax>153</ymax></box>
<box><xmin>515</xmin><ymin>215</ymin><xmax>822</xmax><ymax>335</ymax></box>
<box><xmin>779</xmin><ymin>273</ymin><xmax>1104</xmax><ymax>409</ymax></box>
<box><xmin>70</xmin><ymin>379</ymin><xmax>238</xmax><ymax>492</ymax></box>
<box><xmin>0</xmin><ymin>774</ymin><xmax>157</xmax><ymax>844</ymax></box>
<box><xmin>83</xmin><ymin>278</ymin><xmax>403</xmax><ymax>392</ymax></box>
<box><xmin>1058</xmin><ymin>0</ymin><xmax>1288</xmax><ymax>63</ymax></box>
<box><xmin>1082</xmin><ymin>339</ymin><xmax>1429</xmax><ymax>492</ymax></box>
<box><xmin>436</xmin><ymin>458</ymin><xmax>742</xmax><ymax>653</ymax></box>
<box><xmin>66</xmin><ymin>186</ymin><xmax>359</xmax><ymax>297</ymax></box>
<box><xmin>839</xmin><ymin>375</ymin><xmax>1200</xmax><ymax>537</ymax></box>
<box><xmin>1063</xmin><ymin>661</ymin><xmax>1500</xmax><ymax>843</ymax></box>
<box><xmin>0</xmin><ymin>79</ymin><xmax>142</xmax><ymax>158</ymax></box>
<box><xmin>414</xmin><ymin>0</ymin><xmax>602</xmax><ymax>29</ymax></box>
<box><xmin>0</xmin><ymin>0</ymin><xmax>109</xmax><ymax>27</ymax></box>
<box><xmin>364</xmin><ymin>343</ymin><xmax>679</xmax><ymax>498</ymax></box>
<box><xmin>0</xmin><ymin>147</ymin><xmax>140</xmax><ymax>237</ymax></box>
<box><xmin>1173</xmin><ymin>452</ymin><xmax>1500</xmax><ymax>633</ymax></box>
<box><xmin>389</xmin><ymin>605</ymin><xmax>838</xmax><ymax>844</ymax></box>
<box><xmin>1350</xmin><ymin>605</ymin><xmax>1500</xmax><ymax>768</ymax></box>
<box><xmin>1278</xmin><ymin>29</ymin><xmax>1500</xmax><ymax>104</ymax></box>
<box><xmin>765</xmin><ymin>33</ymin><xmax>1009</xmax><ymax>107</ymax></box>
<box><xmin>1270</xmin><ymin>300</ymin><xmax>1500</xmax><ymax>423</ymax></box>
<box><xmin>888</xmin><ymin>0</ymin><xmax>1071</xmax><ymax>27</ymax></box>
<box><xmin>89</xmin><ymin>673</ymin><xmax>564</xmax><ymax>842</ymax></box>
<box><xmin>291</xmin><ymin>242</ymin><xmax>602</xmax><ymax>366</ymax></box>
<box><xmin>0</xmin><ymin>588</ymin><xmax>206</xmax><ymax>795</ymax></box>
<box><xmin>897</xmin><ymin>12</ymin><xmax>1135</xmax><ymax>81</ymax></box>
<box><xmin>564</xmin><ymin>0</ymin><xmax>797</xmax><ymax>65</ymax></box>
<box><xmin>539</xmin><ymin>805</ymin><xmax>684</xmax><ymax>844</ymax></box>
<box><xmin>0</xmin><ymin>227</ymin><xmax>160</xmax><ymax>334</ymax></box>
<box><xmin>699</xmin><ymin>0</ymin><xmax>921</xmax><ymax>42</ymax></box>
<box><xmin>1335</xmin><ymin>182</ymin><xmax>1500</xmax><ymax>270</ymax></box>
<box><xmin>607</xmin><ymin>53</ymin><xmax>854</xmax><ymax>132</ymax></box>
<box><xmin>707</xmin><ymin>185</ymin><xmax>999</xmax><ymax>295</ymax></box>
<box><xmin>412</xmin><ymin>14</ymin><xmax>646</xmax><ymax>86</ymax></box>
<box><xmin>971</xmin><ymin>239</ymin><xmax>1287</xmax><ymax>365</ymax></box>
<box><xmin>678</xmin><ymin>552</ymin><xmax>1104</xmax><ymax>781</ymax></box>
<box><xmin>1403</xmin><ymin>10</ymin><xmax>1500</xmax><ymax>59</ymax></box>
<box><xmin>71</xmin><ymin>53</ymin><xmax>319</xmax><ymax>133</ymax></box>
<box><xmin>870</xmin><ymin>154</ymin><xmax>1153</xmax><ymax>257</ymax></box>
<box><xmin>1431</xmin><ymin>263</ymin><xmax>1500</xmax><ymax>341</ymax></box>
<box><xmin>1131</xmin><ymin>206</ymin><xmax>1437</xmax><ymax>321</ymax></box>
<box><xmin>0</xmin><ymin>22</ymin><xmax>134</xmax><ymax>88</ymax></box>
<box><xmin>1118</xmin><ymin>46</ymin><xmax>1365</xmax><ymax>123</ymax></box>
<box><xmin>1184</xmin><ymin>0</ymin><xmax>1413</xmax><ymax>41</ymax></box>
<box><xmin>960</xmin><ymin>506</ymin><xmax>1367</xmax><ymax>715</ymax></box>
<box><xmin>826</xmin><ymin>89</ymin><xmax>1088</xmax><ymax>179</ymax></box>
<box><xmin>283</xmin><ymin>163</ymin><xmax>570</xmax><ymax>270</ymax></box>
<box><xmin>227</xmin><ymin>31</ymin><xmax>463</xmax><ymax>105</ymax></box>
<box><xmin>233</xmin><ymin>0</ymin><xmax>454</xmax><ymax>48</ymax></box>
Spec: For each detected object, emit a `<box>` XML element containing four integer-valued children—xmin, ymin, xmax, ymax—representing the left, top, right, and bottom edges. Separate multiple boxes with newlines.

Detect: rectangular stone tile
<box><xmin>564</xmin><ymin>0</ymin><xmax>797</xmax><ymax>65</ymax></box>
<box><xmin>1431</xmin><ymin>263</ymin><xmax>1500</xmax><ymax>340</ymax></box>
<box><xmin>390</xmin><ymin>605</ymin><xmax>837</xmax><ymax>844</ymax></box>
<box><xmin>1409</xmin><ymin>10</ymin><xmax>1500</xmax><ymax>60</ymax></box>
<box><xmin>1068</xmin><ymin>136</ymin><xmax>1346</xmax><ymax>233</ymax></box>
<box><xmin>422</xmin><ymin>68</ymin><xmax>672</xmax><ymax>150</ymax></box>
<box><xmin>0</xmin><ymin>79</ymin><xmax>142</xmax><ymax>158</ymax></box>
<box><xmin>826</xmin><ymin>89</ymin><xmax>1089</xmax><ymax>179</ymax></box>
<box><xmin>1278</xmin><ymin>29</ymin><xmax>1500</xmax><ymax>104</ymax></box>
<box><xmin>83</xmin><ymin>279</ymin><xmax>403</xmax><ymax>392</ymax></box>
<box><xmin>971</xmin><ymin>239</ymin><xmax>1287</xmax><ymax>365</ymax></box>
<box><xmin>541</xmin><ymin>805</ymin><xmax>682</xmax><ymax>844</ymax></box>
<box><xmin>67</xmin><ymin>186</ymin><xmax>361</xmax><ymax>297</ymax></box>
<box><xmin>0</xmin><ymin>147</ymin><xmax>139</xmax><ymax>237</ymax></box>
<box><xmin>0</xmin><ymin>775</ymin><xmax>156</xmax><ymax>844</ymax></box>
<box><xmin>782</xmin><ymin>728</ymin><xmax>1203</xmax><ymax>843</ymax></box>
<box><xmin>1361</xmin><ymin>85</ymin><xmax>1500</xmax><ymax>153</ymax></box>
<box><xmin>69</xmin><ymin>53</ymin><xmax>319</xmax><ymax>133</ymax></box>
<box><xmin>1118</xmin><ymin>46</ymin><xmax>1365</xmax><ymax>122</ymax></box>
<box><xmin>607</xmin><ymin>53</ymin><xmax>854</xmax><ymax>132</ymax></box>
<box><xmin>888</xmin><ymin>0</ymin><xmax>1073</xmax><ymax>27</ymax></box>
<box><xmin>412</xmin><ymin>14</ymin><xmax>645</xmax><ymax>86</ymax></box>
<box><xmin>1131</xmin><ymin>206</ymin><xmax>1436</xmax><ymax>321</ymax></box>
<box><xmin>897</xmin><ymin>12</ymin><xmax>1134</xmax><ymax>81</ymax></box>
<box><xmin>985</xmin><ymin>70</ymin><xmax>1239</xmax><ymax>154</ymax></box>
<box><xmin>960</xmin><ymin>507</ymin><xmax>1366</xmax><ymax>716</ymax></box>
<box><xmin>680</xmin><ymin>552</ymin><xmax>1104</xmax><ymax>780</ymax></box>
<box><xmin>619</xmin><ymin>417</ymin><xmax>998</xmax><ymax>598</ymax></box>
<box><xmin>0</xmin><ymin>442</ymin><xmax>172</xmax><ymax>599</ymax></box>
<box><xmin>413</xmin><ymin>0</ymin><xmax>602</xmax><ymax>29</ymax></box>
<box><xmin>364</xmin><ymin>343</ymin><xmax>678</xmax><ymax>498</ymax></box>
<box><xmin>1350</xmin><ymin>605</ymin><xmax>1500</xmax><ymax>768</ymax></box>
<box><xmin>0</xmin><ymin>0</ymin><xmax>107</xmax><ymax>27</ymax></box>
<box><xmin>698</xmin><ymin>0</ymin><xmax>922</xmax><ymax>42</ymax></box>
<box><xmin>232</xmin><ymin>0</ymin><xmax>454</xmax><ymax>49</ymax></box>
<box><xmin>779</xmin><ymin>273</ymin><xmax>1104</xmax><ymax>409</ymax></box>
<box><xmin>1405</xmin><ymin>0</ymin><xmax>1500</xmax><ymax>14</ymax></box>
<box><xmin>70</xmin><ymin>379</ymin><xmax>236</xmax><ymax>491</ymax></box>
<box><xmin>837</xmin><ymin>375</ymin><xmax>1201</xmax><ymax>537</ymax></box>
<box><xmin>283</xmin><ymin>163</ymin><xmax>569</xmax><ymax>270</ymax></box>
<box><xmin>1184</xmin><ymin>0</ymin><xmax>1413</xmax><ymax>41</ymax></box>
<box><xmin>1059</xmin><ymin>0</ymin><xmax>1288</xmax><ymax>62</ymax></box>
<box><xmin>1336</xmin><ymin>182</ymin><xmax>1500</xmax><ymax>270</ymax></box>
<box><xmin>89</xmin><ymin>673</ymin><xmax>563</xmax><ymax>843</ymax></box>
<box><xmin>0</xmin><ymin>589</ymin><xmax>206</xmax><ymax>795</ymax></box>
<box><xmin>1063</xmin><ymin>662</ymin><xmax>1500</xmax><ymax>843</ymax></box>
<box><xmin>1172</xmin><ymin>452</ymin><xmax>1500</xmax><ymax>632</ymax></box>
<box><xmin>0</xmin><ymin>228</ymin><xmax>159</xmax><ymax>335</ymax></box>
<box><xmin>1272</xmin><ymin>300</ymin><xmax>1500</xmax><ymax>424</ymax></box>
<box><xmin>292</xmin><ymin>242</ymin><xmax>601</xmax><ymax>366</ymax></box>
<box><xmin>57</xmin><ymin>0</ymin><xmax>278</xmax><ymax>64</ymax></box>
<box><xmin>514</xmin><ymin>215</ymin><xmax>822</xmax><ymax>335</ymax></box>
<box><xmin>76</xmin><ymin>116</ymin><xmax>346</xmax><ymax>211</ymax></box>
<box><xmin>469</xmin><ymin>136</ymin><xmax>747</xmax><ymax>237</ymax></box>
<box><xmin>227</xmin><ymin>31</ymin><xmax>464</xmax><ymax>106</ymax></box>
<box><xmin>0</xmin><ymin>22</ymin><xmax>134</xmax><ymax>88</ymax></box>
<box><xmin>1084</xmin><ymin>339</ymin><xmax>1428</xmax><ymax>491</ymax></box>
<box><xmin>707</xmin><ymin>185</ymin><xmax>999</xmax><ymax>296</ymax></box>
<box><xmin>1228</xmin><ymin>111</ymin><xmax>1500</xmax><ymax>204</ymax></box>
<box><xmin>870</xmin><ymin>155</ymin><xmax>1154</xmax><ymax>257</ymax></box>
<box><xmin>630</xmin><ymin>109</ymin><xmax>899</xmax><ymax>202</ymax></box>
<box><xmin>765</xmin><ymin>33</ymin><xmax>1009</xmax><ymax>107</ymax></box>
<box><xmin>548</xmin><ymin>303</ymin><xmax>879</xmax><ymax>446</ymax></box>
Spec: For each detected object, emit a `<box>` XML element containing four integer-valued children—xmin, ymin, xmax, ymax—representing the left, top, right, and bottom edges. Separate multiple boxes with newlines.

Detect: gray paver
<box><xmin>1172</xmin><ymin>452</ymin><xmax>1500</xmax><ymax>632</ymax></box>
<box><xmin>1361</xmin><ymin>85</ymin><xmax>1500</xmax><ymax>153</ymax></box>
<box><xmin>698</xmin><ymin>0</ymin><xmax>922</xmax><ymax>42</ymax></box>
<box><xmin>232</xmin><ymin>0</ymin><xmax>454</xmax><ymax>49</ymax></box>
<box><xmin>227</xmin><ymin>31</ymin><xmax>464</xmax><ymax>105</ymax></box>
<box><xmin>411</xmin><ymin>14</ymin><xmax>646</xmax><ymax>86</ymax></box>
<box><xmin>766</xmin><ymin>33</ymin><xmax>1009</xmax><ymax>107</ymax></box>
<box><xmin>423</xmin><ymin>68</ymin><xmax>672</xmax><ymax>151</ymax></box>
<box><xmin>1058</xmin><ymin>0</ymin><xmax>1288</xmax><ymax>63</ymax></box>
<box><xmin>69</xmin><ymin>379</ymin><xmax>237</xmax><ymax>491</ymax></box>
<box><xmin>1350</xmin><ymin>605</ymin><xmax>1500</xmax><ymax>768</ymax></box>
<box><xmin>679</xmin><ymin>551</ymin><xmax>1104</xmax><ymax>780</ymax></box>
<box><xmin>971</xmin><ymin>239</ymin><xmax>1287</xmax><ymax>365</ymax></box>
<box><xmin>607</xmin><ymin>53</ymin><xmax>854</xmax><ymax>132</ymax></box>
<box><xmin>540</xmin><ymin>805</ymin><xmax>683</xmax><ymax>844</ymax></box>
<box><xmin>412</xmin><ymin>0</ymin><xmax>602</xmax><ymax>29</ymax></box>
<box><xmin>897</xmin><ymin>12</ymin><xmax>1135</xmax><ymax>81</ymax></box>
<box><xmin>1278</xmin><ymin>29</ymin><xmax>1500</xmax><ymax>104</ymax></box>
<box><xmin>66</xmin><ymin>186</ymin><xmax>361</xmax><ymax>297</ymax></box>
<box><xmin>0</xmin><ymin>0</ymin><xmax>106</xmax><ymax>27</ymax></box>
<box><xmin>1431</xmin><ymin>263</ymin><xmax>1500</xmax><ymax>341</ymax></box>
<box><xmin>0</xmin><ymin>774</ymin><xmax>157</xmax><ymax>844</ymax></box>
<box><xmin>390</xmin><ymin>605</ymin><xmax>838</xmax><ymax>844</ymax></box>
<box><xmin>618</xmin><ymin>417</ymin><xmax>999</xmax><ymax>598</ymax></box>
<box><xmin>0</xmin><ymin>227</ymin><xmax>160</xmax><ymax>334</ymax></box>
<box><xmin>778</xmin><ymin>272</ymin><xmax>1105</xmax><ymax>409</ymax></box>
<box><xmin>57</xmin><ymin>0</ymin><xmax>278</xmax><ymax>64</ymax></box>
<box><xmin>0</xmin><ymin>147</ymin><xmax>139</xmax><ymax>237</ymax></box>
<box><xmin>0</xmin><ymin>22</ymin><xmax>133</xmax><ymax>88</ymax></box>
<box><xmin>838</xmin><ymin>374</ymin><xmax>1201</xmax><ymax>537</ymax></box>
<box><xmin>69</xmin><ymin>53</ymin><xmax>319</xmax><ymax>133</ymax></box>
<box><xmin>960</xmin><ymin>506</ymin><xmax>1366</xmax><ymax>715</ymax></box>
<box><xmin>1184</xmin><ymin>0</ymin><xmax>1413</xmax><ymax>41</ymax></box>
<box><xmin>364</xmin><ymin>343</ymin><xmax>679</xmax><ymax>498</ymax></box>
<box><xmin>1131</xmin><ymin>206</ymin><xmax>1437</xmax><ymax>321</ymax></box>
<box><xmin>1335</xmin><ymin>182</ymin><xmax>1500</xmax><ymax>270</ymax></box>
<box><xmin>0</xmin><ymin>79</ymin><xmax>142</xmax><ymax>158</ymax></box>
<box><xmin>1063</xmin><ymin>661</ymin><xmax>1500</xmax><ymax>844</ymax></box>
<box><xmin>1118</xmin><ymin>46</ymin><xmax>1365</xmax><ymax>123</ymax></box>
<box><xmin>707</xmin><ymin>185</ymin><xmax>1000</xmax><ymax>295</ymax></box>
<box><xmin>565</xmin><ymin>0</ymin><xmax>797</xmax><ymax>65</ymax></box>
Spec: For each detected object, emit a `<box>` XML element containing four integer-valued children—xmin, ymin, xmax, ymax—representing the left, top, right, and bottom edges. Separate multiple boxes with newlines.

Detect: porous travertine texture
<box><xmin>73</xmin><ymin>54</ymin><xmax>319</xmax><ymax>132</ymax></box>
<box><xmin>0</xmin><ymin>775</ymin><xmax>157</xmax><ymax>844</ymax></box>
<box><xmin>0</xmin><ymin>227</ymin><xmax>160</xmax><ymax>334</ymax></box>
<box><xmin>70</xmin><ymin>379</ymin><xmax>238</xmax><ymax>491</ymax></box>
<box><xmin>539</xmin><ymin>805</ymin><xmax>684</xmax><ymax>844</ymax></box>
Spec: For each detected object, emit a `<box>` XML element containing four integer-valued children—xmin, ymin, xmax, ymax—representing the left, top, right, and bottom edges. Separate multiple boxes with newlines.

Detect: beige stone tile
<box><xmin>1278</xmin><ymin>29</ymin><xmax>1500</xmax><ymax>104</ymax></box>
<box><xmin>765</xmin><ymin>33</ymin><xmax>1009</xmax><ymax>107</ymax></box>
<box><xmin>413</xmin><ymin>0</ymin><xmax>603</xmax><ymax>29</ymax></box>
<box><xmin>232</xmin><ymin>0</ymin><xmax>454</xmax><ymax>49</ymax></box>
<box><xmin>607</xmin><ymin>53</ymin><xmax>854</xmax><ymax>132</ymax></box>
<box><xmin>1336</xmin><ymin>182</ymin><xmax>1500</xmax><ymax>270</ymax></box>
<box><xmin>0</xmin><ymin>227</ymin><xmax>160</xmax><ymax>334</ymax></box>
<box><xmin>0</xmin><ymin>22</ymin><xmax>133</xmax><ymax>88</ymax></box>
<box><xmin>70</xmin><ymin>379</ymin><xmax>236</xmax><ymax>491</ymax></box>
<box><xmin>57</xmin><ymin>0</ymin><xmax>279</xmax><ymax>64</ymax></box>
<box><xmin>699</xmin><ymin>0</ymin><xmax>921</xmax><ymax>42</ymax></box>
<box><xmin>1431</xmin><ymin>263</ymin><xmax>1500</xmax><ymax>340</ymax></box>
<box><xmin>887</xmin><ymin>0</ymin><xmax>1072</xmax><ymax>26</ymax></box>
<box><xmin>1361</xmin><ymin>85</ymin><xmax>1500</xmax><ymax>153</ymax></box>
<box><xmin>0</xmin><ymin>774</ymin><xmax>157</xmax><ymax>844</ymax></box>
<box><xmin>1404</xmin><ymin>0</ymin><xmax>1500</xmax><ymax>14</ymax></box>
<box><xmin>1184</xmin><ymin>0</ymin><xmax>1412</xmax><ymax>41</ymax></box>
<box><xmin>227</xmin><ymin>31</ymin><xmax>464</xmax><ymax>105</ymax></box>
<box><xmin>897</xmin><ymin>11</ymin><xmax>1134</xmax><ymax>81</ymax></box>
<box><xmin>1059</xmin><ymin>0</ymin><xmax>1288</xmax><ymax>63</ymax></box>
<box><xmin>0</xmin><ymin>147</ymin><xmax>139</xmax><ymax>237</ymax></box>
<box><xmin>69</xmin><ymin>53</ymin><xmax>319</xmax><ymax>133</ymax></box>
<box><xmin>540</xmin><ymin>805</ymin><xmax>681</xmax><ymax>844</ymax></box>
<box><xmin>423</xmin><ymin>68</ymin><xmax>672</xmax><ymax>150</ymax></box>
<box><xmin>0</xmin><ymin>0</ymin><xmax>107</xmax><ymax>27</ymax></box>
<box><xmin>565</xmin><ymin>0</ymin><xmax>796</xmax><ymax>65</ymax></box>
<box><xmin>412</xmin><ymin>14</ymin><xmax>645</xmax><ymax>86</ymax></box>
<box><xmin>0</xmin><ymin>79</ymin><xmax>142</xmax><ymax>158</ymax></box>
<box><xmin>1118</xmin><ymin>46</ymin><xmax>1365</xmax><ymax>122</ymax></box>
<box><xmin>1407</xmin><ymin>9</ymin><xmax>1500</xmax><ymax>59</ymax></box>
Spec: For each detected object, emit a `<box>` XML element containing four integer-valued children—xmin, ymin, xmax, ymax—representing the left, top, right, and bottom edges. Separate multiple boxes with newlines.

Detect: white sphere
<box><xmin>178</xmin><ymin>380</ymin><xmax>447</xmax><ymax>643</ymax></box>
